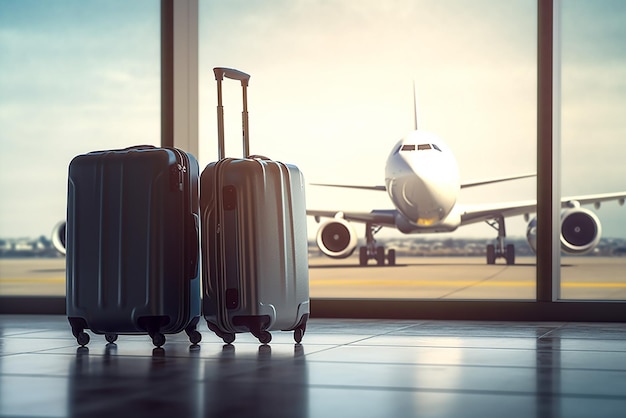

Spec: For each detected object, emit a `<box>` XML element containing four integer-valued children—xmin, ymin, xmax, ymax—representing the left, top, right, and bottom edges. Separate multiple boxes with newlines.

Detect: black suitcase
<box><xmin>201</xmin><ymin>67</ymin><xmax>309</xmax><ymax>344</ymax></box>
<box><xmin>66</xmin><ymin>145</ymin><xmax>202</xmax><ymax>347</ymax></box>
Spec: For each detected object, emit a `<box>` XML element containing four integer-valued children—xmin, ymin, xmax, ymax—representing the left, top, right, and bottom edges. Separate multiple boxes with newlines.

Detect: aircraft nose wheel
<box><xmin>359</xmin><ymin>246</ymin><xmax>396</xmax><ymax>266</ymax></box>
<box><xmin>359</xmin><ymin>223</ymin><xmax>396</xmax><ymax>266</ymax></box>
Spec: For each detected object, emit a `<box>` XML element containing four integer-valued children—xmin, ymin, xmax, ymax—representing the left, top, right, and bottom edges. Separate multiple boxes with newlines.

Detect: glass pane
<box><xmin>199</xmin><ymin>0</ymin><xmax>537</xmax><ymax>299</ymax></box>
<box><xmin>560</xmin><ymin>0</ymin><xmax>626</xmax><ymax>300</ymax></box>
<box><xmin>0</xmin><ymin>0</ymin><xmax>160</xmax><ymax>296</ymax></box>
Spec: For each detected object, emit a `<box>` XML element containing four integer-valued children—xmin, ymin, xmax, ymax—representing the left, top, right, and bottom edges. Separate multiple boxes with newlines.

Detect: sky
<box><xmin>0</xmin><ymin>0</ymin><xmax>625</xmax><ymax>242</ymax></box>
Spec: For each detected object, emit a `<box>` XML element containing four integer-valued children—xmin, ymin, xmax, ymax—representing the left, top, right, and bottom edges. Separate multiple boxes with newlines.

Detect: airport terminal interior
<box><xmin>1</xmin><ymin>315</ymin><xmax>626</xmax><ymax>417</ymax></box>
<box><xmin>2</xmin><ymin>2</ymin><xmax>626</xmax><ymax>417</ymax></box>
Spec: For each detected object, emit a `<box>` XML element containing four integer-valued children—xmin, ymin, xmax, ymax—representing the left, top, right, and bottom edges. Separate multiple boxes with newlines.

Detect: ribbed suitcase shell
<box><xmin>66</xmin><ymin>146</ymin><xmax>201</xmax><ymax>347</ymax></box>
<box><xmin>200</xmin><ymin>157</ymin><xmax>309</xmax><ymax>344</ymax></box>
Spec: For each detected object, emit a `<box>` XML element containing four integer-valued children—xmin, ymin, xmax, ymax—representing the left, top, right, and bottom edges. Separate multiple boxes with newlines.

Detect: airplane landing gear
<box><xmin>359</xmin><ymin>223</ymin><xmax>396</xmax><ymax>266</ymax></box>
<box><xmin>486</xmin><ymin>216</ymin><xmax>515</xmax><ymax>265</ymax></box>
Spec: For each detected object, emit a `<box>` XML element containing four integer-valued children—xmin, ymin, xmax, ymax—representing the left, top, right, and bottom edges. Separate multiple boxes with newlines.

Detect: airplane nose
<box><xmin>387</xmin><ymin>159</ymin><xmax>457</xmax><ymax>226</ymax></box>
<box><xmin>403</xmin><ymin>174</ymin><xmax>446</xmax><ymax>224</ymax></box>
<box><xmin>385</xmin><ymin>138</ymin><xmax>460</xmax><ymax>227</ymax></box>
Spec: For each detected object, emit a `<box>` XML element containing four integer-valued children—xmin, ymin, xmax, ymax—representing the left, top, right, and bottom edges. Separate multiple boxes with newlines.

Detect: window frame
<box><xmin>2</xmin><ymin>0</ymin><xmax>625</xmax><ymax>322</ymax></box>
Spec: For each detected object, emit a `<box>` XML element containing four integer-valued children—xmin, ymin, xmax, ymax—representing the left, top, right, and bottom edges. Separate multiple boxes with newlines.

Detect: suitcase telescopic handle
<box><xmin>213</xmin><ymin>67</ymin><xmax>251</xmax><ymax>159</ymax></box>
<box><xmin>213</xmin><ymin>67</ymin><xmax>250</xmax><ymax>86</ymax></box>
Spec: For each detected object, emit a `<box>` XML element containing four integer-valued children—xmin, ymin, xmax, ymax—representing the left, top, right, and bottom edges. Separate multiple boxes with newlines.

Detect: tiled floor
<box><xmin>1</xmin><ymin>316</ymin><xmax>626</xmax><ymax>418</ymax></box>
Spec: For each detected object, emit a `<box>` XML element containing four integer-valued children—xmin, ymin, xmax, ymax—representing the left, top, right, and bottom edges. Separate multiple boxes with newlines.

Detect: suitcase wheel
<box><xmin>150</xmin><ymin>332</ymin><xmax>166</xmax><ymax>348</ymax></box>
<box><xmin>256</xmin><ymin>331</ymin><xmax>272</xmax><ymax>345</ymax></box>
<box><xmin>187</xmin><ymin>330</ymin><xmax>202</xmax><ymax>345</ymax></box>
<box><xmin>105</xmin><ymin>333</ymin><xmax>118</xmax><ymax>344</ymax></box>
<box><xmin>222</xmin><ymin>333</ymin><xmax>235</xmax><ymax>344</ymax></box>
<box><xmin>292</xmin><ymin>314</ymin><xmax>308</xmax><ymax>344</ymax></box>
<box><xmin>77</xmin><ymin>332</ymin><xmax>90</xmax><ymax>347</ymax></box>
<box><xmin>184</xmin><ymin>318</ymin><xmax>202</xmax><ymax>345</ymax></box>
<box><xmin>207</xmin><ymin>321</ymin><xmax>236</xmax><ymax>344</ymax></box>
<box><xmin>294</xmin><ymin>328</ymin><xmax>304</xmax><ymax>344</ymax></box>
<box><xmin>69</xmin><ymin>317</ymin><xmax>90</xmax><ymax>346</ymax></box>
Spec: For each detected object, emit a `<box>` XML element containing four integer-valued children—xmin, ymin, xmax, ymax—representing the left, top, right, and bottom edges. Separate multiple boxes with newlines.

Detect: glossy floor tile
<box><xmin>1</xmin><ymin>316</ymin><xmax>626</xmax><ymax>418</ymax></box>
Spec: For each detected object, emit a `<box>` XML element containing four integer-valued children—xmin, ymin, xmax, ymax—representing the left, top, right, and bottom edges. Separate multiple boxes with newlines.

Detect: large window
<box><xmin>559</xmin><ymin>0</ymin><xmax>626</xmax><ymax>301</ymax></box>
<box><xmin>0</xmin><ymin>0</ymin><xmax>160</xmax><ymax>297</ymax></box>
<box><xmin>2</xmin><ymin>1</ymin><xmax>625</xmax><ymax>319</ymax></box>
<box><xmin>199</xmin><ymin>0</ymin><xmax>537</xmax><ymax>300</ymax></box>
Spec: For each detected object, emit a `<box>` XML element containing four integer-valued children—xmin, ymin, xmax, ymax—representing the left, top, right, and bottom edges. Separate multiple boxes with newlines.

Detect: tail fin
<box><xmin>412</xmin><ymin>80</ymin><xmax>418</xmax><ymax>130</ymax></box>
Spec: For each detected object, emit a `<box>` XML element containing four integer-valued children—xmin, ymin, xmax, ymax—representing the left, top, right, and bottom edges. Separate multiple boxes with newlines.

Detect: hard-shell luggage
<box><xmin>66</xmin><ymin>145</ymin><xmax>202</xmax><ymax>347</ymax></box>
<box><xmin>201</xmin><ymin>67</ymin><xmax>309</xmax><ymax>344</ymax></box>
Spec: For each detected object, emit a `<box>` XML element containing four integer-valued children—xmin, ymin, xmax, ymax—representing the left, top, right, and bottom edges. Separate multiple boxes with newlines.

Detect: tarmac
<box><xmin>1</xmin><ymin>256</ymin><xmax>625</xmax><ymax>300</ymax></box>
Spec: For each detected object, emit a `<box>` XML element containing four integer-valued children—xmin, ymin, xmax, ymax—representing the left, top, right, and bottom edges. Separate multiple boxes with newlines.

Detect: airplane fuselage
<box><xmin>384</xmin><ymin>130</ymin><xmax>460</xmax><ymax>228</ymax></box>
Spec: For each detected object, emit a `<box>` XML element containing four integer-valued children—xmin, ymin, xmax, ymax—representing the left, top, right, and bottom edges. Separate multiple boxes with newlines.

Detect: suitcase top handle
<box><xmin>213</xmin><ymin>67</ymin><xmax>250</xmax><ymax>87</ymax></box>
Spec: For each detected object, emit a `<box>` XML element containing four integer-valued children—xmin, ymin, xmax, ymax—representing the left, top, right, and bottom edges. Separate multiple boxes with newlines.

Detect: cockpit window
<box><xmin>401</xmin><ymin>143</ymin><xmax>442</xmax><ymax>152</ymax></box>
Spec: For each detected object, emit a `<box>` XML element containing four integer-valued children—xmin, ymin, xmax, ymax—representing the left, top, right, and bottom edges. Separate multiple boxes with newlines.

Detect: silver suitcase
<box><xmin>200</xmin><ymin>67</ymin><xmax>309</xmax><ymax>344</ymax></box>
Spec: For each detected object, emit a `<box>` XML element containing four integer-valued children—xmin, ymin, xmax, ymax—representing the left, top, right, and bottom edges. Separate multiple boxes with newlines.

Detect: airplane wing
<box><xmin>458</xmin><ymin>200</ymin><xmax>537</xmax><ymax>225</ymax></box>
<box><xmin>561</xmin><ymin>192</ymin><xmax>626</xmax><ymax>207</ymax></box>
<box><xmin>310</xmin><ymin>173</ymin><xmax>536</xmax><ymax>192</ymax></box>
<box><xmin>308</xmin><ymin>191</ymin><xmax>626</xmax><ymax>229</ymax></box>
<box><xmin>309</xmin><ymin>183</ymin><xmax>387</xmax><ymax>191</ymax></box>
<box><xmin>307</xmin><ymin>209</ymin><xmax>397</xmax><ymax>227</ymax></box>
<box><xmin>460</xmin><ymin>173</ymin><xmax>535</xmax><ymax>189</ymax></box>
<box><xmin>459</xmin><ymin>191</ymin><xmax>626</xmax><ymax>226</ymax></box>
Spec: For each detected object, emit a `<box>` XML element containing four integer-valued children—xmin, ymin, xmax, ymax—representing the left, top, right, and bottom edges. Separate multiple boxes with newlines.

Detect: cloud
<box><xmin>0</xmin><ymin>0</ymin><xmax>160</xmax><ymax>238</ymax></box>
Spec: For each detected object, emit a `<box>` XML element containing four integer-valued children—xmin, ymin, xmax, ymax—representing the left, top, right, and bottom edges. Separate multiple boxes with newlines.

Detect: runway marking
<box><xmin>563</xmin><ymin>282</ymin><xmax>626</xmax><ymax>288</ymax></box>
<box><xmin>0</xmin><ymin>278</ymin><xmax>65</xmax><ymax>283</ymax></box>
<box><xmin>311</xmin><ymin>279</ymin><xmax>626</xmax><ymax>288</ymax></box>
<box><xmin>2</xmin><ymin>278</ymin><xmax>626</xmax><ymax>289</ymax></box>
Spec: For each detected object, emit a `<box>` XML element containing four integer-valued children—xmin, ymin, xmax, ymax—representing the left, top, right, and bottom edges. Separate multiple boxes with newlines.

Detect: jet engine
<box><xmin>315</xmin><ymin>217</ymin><xmax>358</xmax><ymax>259</ymax></box>
<box><xmin>51</xmin><ymin>221</ymin><xmax>66</xmax><ymax>255</ymax></box>
<box><xmin>526</xmin><ymin>207</ymin><xmax>601</xmax><ymax>255</ymax></box>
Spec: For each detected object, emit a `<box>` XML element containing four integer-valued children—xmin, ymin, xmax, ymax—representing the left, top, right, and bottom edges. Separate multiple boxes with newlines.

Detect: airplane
<box><xmin>307</xmin><ymin>103</ymin><xmax>626</xmax><ymax>266</ymax></box>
